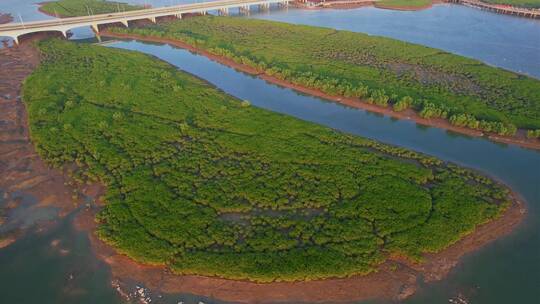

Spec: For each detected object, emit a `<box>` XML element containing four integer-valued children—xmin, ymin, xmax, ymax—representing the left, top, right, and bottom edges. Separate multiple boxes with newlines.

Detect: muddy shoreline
<box><xmin>101</xmin><ymin>31</ymin><xmax>540</xmax><ymax>151</ymax></box>
<box><xmin>97</xmin><ymin>32</ymin><xmax>526</xmax><ymax>301</ymax></box>
<box><xmin>0</xmin><ymin>43</ymin><xmax>80</xmax><ymax>246</ymax></box>
<box><xmin>0</xmin><ymin>41</ymin><xmax>527</xmax><ymax>303</ymax></box>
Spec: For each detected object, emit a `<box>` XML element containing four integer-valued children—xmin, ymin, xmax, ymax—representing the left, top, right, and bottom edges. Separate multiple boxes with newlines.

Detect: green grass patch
<box><xmin>23</xmin><ymin>39</ymin><xmax>511</xmax><ymax>282</ymax></box>
<box><xmin>40</xmin><ymin>0</ymin><xmax>143</xmax><ymax>17</ymax></box>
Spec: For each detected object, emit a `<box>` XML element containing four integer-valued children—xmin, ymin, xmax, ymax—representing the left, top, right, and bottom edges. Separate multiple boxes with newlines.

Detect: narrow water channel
<box><xmin>108</xmin><ymin>39</ymin><xmax>540</xmax><ymax>304</ymax></box>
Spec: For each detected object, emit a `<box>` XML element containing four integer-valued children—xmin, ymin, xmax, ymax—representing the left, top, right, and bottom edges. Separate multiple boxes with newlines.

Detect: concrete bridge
<box><xmin>0</xmin><ymin>0</ymin><xmax>289</xmax><ymax>44</ymax></box>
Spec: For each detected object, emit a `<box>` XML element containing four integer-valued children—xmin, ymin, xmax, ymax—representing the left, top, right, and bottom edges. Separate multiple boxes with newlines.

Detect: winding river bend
<box><xmin>0</xmin><ymin>3</ymin><xmax>539</xmax><ymax>304</ymax></box>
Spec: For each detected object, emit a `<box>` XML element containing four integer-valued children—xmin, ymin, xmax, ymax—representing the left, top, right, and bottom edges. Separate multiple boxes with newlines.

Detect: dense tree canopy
<box><xmin>23</xmin><ymin>39</ymin><xmax>510</xmax><ymax>282</ymax></box>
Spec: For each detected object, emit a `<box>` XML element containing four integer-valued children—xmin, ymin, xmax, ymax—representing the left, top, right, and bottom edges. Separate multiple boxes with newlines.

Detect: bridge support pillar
<box><xmin>120</xmin><ymin>20</ymin><xmax>129</xmax><ymax>27</ymax></box>
<box><xmin>149</xmin><ymin>17</ymin><xmax>156</xmax><ymax>23</ymax></box>
<box><xmin>61</xmin><ymin>30</ymin><xmax>67</xmax><ymax>38</ymax></box>
<box><xmin>176</xmin><ymin>13</ymin><xmax>182</xmax><ymax>19</ymax></box>
<box><xmin>239</xmin><ymin>5</ymin><xmax>250</xmax><ymax>15</ymax></box>
<box><xmin>218</xmin><ymin>8</ymin><xmax>229</xmax><ymax>16</ymax></box>
<box><xmin>91</xmin><ymin>24</ymin><xmax>100</xmax><ymax>34</ymax></box>
<box><xmin>12</xmin><ymin>36</ymin><xmax>19</xmax><ymax>46</ymax></box>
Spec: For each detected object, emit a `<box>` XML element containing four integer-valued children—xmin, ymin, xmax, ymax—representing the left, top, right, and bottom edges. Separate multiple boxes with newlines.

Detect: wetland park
<box><xmin>0</xmin><ymin>1</ymin><xmax>539</xmax><ymax>304</ymax></box>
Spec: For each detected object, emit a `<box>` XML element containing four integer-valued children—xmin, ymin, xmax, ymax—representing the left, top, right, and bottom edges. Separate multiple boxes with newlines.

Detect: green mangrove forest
<box><xmin>40</xmin><ymin>0</ymin><xmax>142</xmax><ymax>17</ymax></box>
<box><xmin>482</xmin><ymin>0</ymin><xmax>540</xmax><ymax>8</ymax></box>
<box><xmin>109</xmin><ymin>16</ymin><xmax>540</xmax><ymax>138</ymax></box>
<box><xmin>22</xmin><ymin>39</ymin><xmax>512</xmax><ymax>282</ymax></box>
<box><xmin>375</xmin><ymin>0</ymin><xmax>433</xmax><ymax>9</ymax></box>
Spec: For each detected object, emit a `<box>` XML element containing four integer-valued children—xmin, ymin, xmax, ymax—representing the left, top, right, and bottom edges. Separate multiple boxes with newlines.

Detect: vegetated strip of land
<box><xmin>39</xmin><ymin>0</ymin><xmax>143</xmax><ymax>18</ymax></box>
<box><xmin>374</xmin><ymin>0</ymin><xmax>435</xmax><ymax>10</ymax></box>
<box><xmin>480</xmin><ymin>0</ymin><xmax>540</xmax><ymax>8</ymax></box>
<box><xmin>24</xmin><ymin>38</ymin><xmax>522</xmax><ymax>288</ymax></box>
<box><xmin>105</xmin><ymin>16</ymin><xmax>540</xmax><ymax>149</ymax></box>
<box><xmin>0</xmin><ymin>12</ymin><xmax>13</xmax><ymax>24</ymax></box>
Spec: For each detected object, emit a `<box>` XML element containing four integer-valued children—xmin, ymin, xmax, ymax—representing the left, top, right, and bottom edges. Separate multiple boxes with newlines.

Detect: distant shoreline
<box><xmin>35</xmin><ymin>0</ymin><xmax>540</xmax><ymax>21</ymax></box>
<box><xmin>83</xmin><ymin>163</ymin><xmax>525</xmax><ymax>303</ymax></box>
<box><xmin>0</xmin><ymin>12</ymin><xmax>13</xmax><ymax>24</ymax></box>
<box><xmin>296</xmin><ymin>0</ymin><xmax>540</xmax><ymax>19</ymax></box>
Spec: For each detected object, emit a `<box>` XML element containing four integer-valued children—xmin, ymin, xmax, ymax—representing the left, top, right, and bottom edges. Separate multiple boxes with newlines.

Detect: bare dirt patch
<box><xmin>0</xmin><ymin>42</ymin><xmax>90</xmax><ymax>247</ymax></box>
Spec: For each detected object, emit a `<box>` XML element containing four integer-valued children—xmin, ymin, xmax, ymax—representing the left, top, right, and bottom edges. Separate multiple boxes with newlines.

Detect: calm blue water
<box><xmin>0</xmin><ymin>3</ymin><xmax>539</xmax><ymax>304</ymax></box>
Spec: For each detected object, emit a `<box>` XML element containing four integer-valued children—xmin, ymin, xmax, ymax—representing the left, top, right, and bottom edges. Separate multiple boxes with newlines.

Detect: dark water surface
<box><xmin>0</xmin><ymin>3</ymin><xmax>539</xmax><ymax>304</ymax></box>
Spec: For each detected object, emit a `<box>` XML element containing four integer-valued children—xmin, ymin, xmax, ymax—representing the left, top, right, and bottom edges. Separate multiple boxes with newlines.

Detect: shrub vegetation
<box><xmin>481</xmin><ymin>0</ymin><xmax>540</xmax><ymax>8</ymax></box>
<box><xmin>110</xmin><ymin>16</ymin><xmax>540</xmax><ymax>137</ymax></box>
<box><xmin>376</xmin><ymin>0</ymin><xmax>433</xmax><ymax>9</ymax></box>
<box><xmin>40</xmin><ymin>0</ymin><xmax>143</xmax><ymax>17</ymax></box>
<box><xmin>23</xmin><ymin>39</ymin><xmax>511</xmax><ymax>282</ymax></box>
